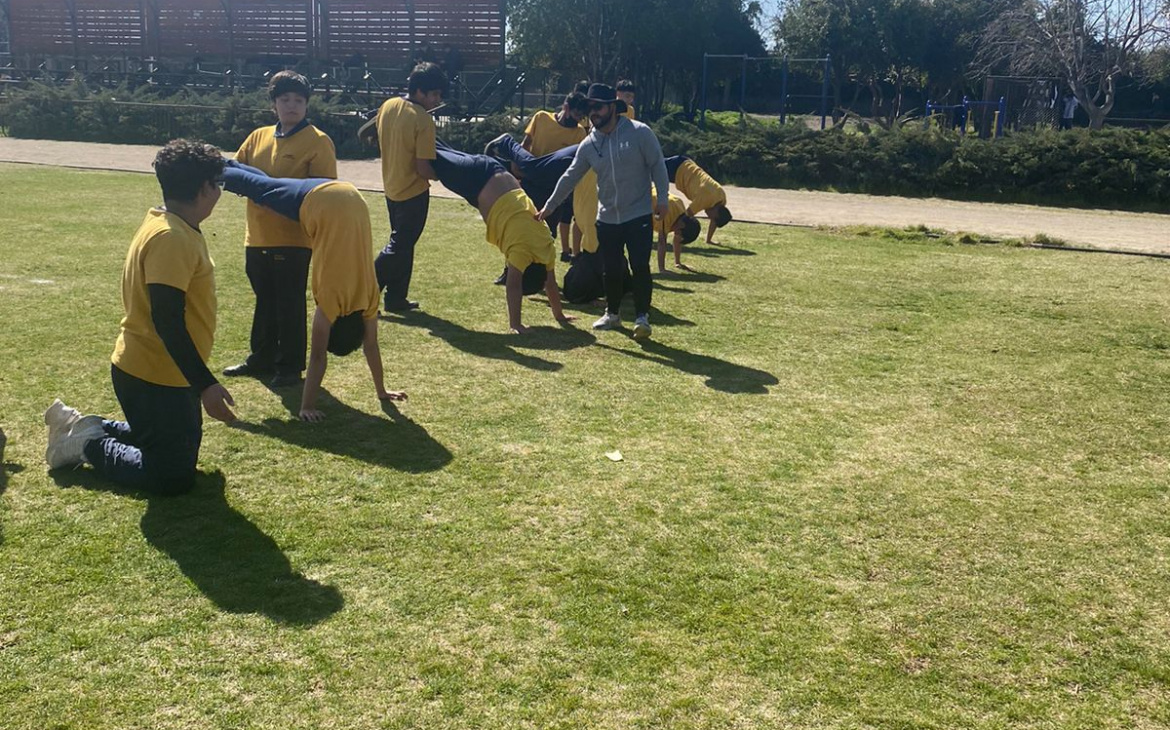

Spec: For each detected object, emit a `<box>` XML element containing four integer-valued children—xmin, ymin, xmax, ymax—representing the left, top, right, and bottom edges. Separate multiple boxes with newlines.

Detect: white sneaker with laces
<box><xmin>633</xmin><ymin>315</ymin><xmax>652</xmax><ymax>341</ymax></box>
<box><xmin>592</xmin><ymin>312</ymin><xmax>621</xmax><ymax>330</ymax></box>
<box><xmin>45</xmin><ymin>409</ymin><xmax>105</xmax><ymax>470</ymax></box>
<box><xmin>45</xmin><ymin>399</ymin><xmax>82</xmax><ymax>440</ymax></box>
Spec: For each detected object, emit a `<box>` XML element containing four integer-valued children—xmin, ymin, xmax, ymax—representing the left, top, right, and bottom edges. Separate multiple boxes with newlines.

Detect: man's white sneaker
<box><xmin>633</xmin><ymin>315</ymin><xmax>652</xmax><ymax>341</ymax></box>
<box><xmin>592</xmin><ymin>312</ymin><xmax>621</xmax><ymax>330</ymax></box>
<box><xmin>46</xmin><ymin>414</ymin><xmax>104</xmax><ymax>470</ymax></box>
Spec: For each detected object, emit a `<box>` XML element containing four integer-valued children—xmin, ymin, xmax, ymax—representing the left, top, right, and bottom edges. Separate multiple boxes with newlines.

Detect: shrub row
<box><xmin>654</xmin><ymin>114</ymin><xmax>1170</xmax><ymax>211</ymax></box>
<box><xmin>3</xmin><ymin>82</ymin><xmax>1169</xmax><ymax>210</ymax></box>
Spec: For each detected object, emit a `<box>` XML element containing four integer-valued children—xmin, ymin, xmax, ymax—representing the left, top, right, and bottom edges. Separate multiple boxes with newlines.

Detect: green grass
<box><xmin>2</xmin><ymin>163</ymin><xmax>1170</xmax><ymax>728</ymax></box>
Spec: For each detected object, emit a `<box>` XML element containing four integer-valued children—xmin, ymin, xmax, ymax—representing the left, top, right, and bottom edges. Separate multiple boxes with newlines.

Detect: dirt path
<box><xmin>2</xmin><ymin>137</ymin><xmax>1167</xmax><ymax>254</ymax></box>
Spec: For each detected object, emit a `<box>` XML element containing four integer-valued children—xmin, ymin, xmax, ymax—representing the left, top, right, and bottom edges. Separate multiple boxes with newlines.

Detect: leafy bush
<box><xmin>653</xmin><ymin>115</ymin><xmax>1170</xmax><ymax>210</ymax></box>
<box><xmin>5</xmin><ymin>82</ymin><xmax>1170</xmax><ymax>209</ymax></box>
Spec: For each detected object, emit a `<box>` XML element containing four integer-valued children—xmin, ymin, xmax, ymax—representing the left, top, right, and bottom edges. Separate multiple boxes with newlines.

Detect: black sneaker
<box><xmin>493</xmin><ymin>268</ymin><xmax>507</xmax><ymax>285</ymax></box>
<box><xmin>223</xmin><ymin>362</ymin><xmax>272</xmax><ymax>378</ymax></box>
<box><xmin>484</xmin><ymin>133</ymin><xmax>512</xmax><ymax>158</ymax></box>
<box><xmin>384</xmin><ymin>299</ymin><xmax>420</xmax><ymax>312</ymax></box>
<box><xmin>560</xmin><ymin>251</ymin><xmax>573</xmax><ymax>263</ymax></box>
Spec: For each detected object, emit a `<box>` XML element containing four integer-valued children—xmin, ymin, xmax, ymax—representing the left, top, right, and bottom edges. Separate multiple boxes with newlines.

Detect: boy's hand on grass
<box><xmin>556</xmin><ymin>315</ymin><xmax>577</xmax><ymax>325</ymax></box>
<box><xmin>299</xmin><ymin>408</ymin><xmax>326</xmax><ymax>423</ymax></box>
<box><xmin>379</xmin><ymin>390</ymin><xmax>408</xmax><ymax>402</ymax></box>
<box><xmin>510</xmin><ymin>324</ymin><xmax>532</xmax><ymax>335</ymax></box>
<box><xmin>201</xmin><ymin>384</ymin><xmax>237</xmax><ymax>424</ymax></box>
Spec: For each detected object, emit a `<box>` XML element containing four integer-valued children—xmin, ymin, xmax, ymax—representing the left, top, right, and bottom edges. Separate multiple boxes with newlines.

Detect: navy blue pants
<box><xmin>597</xmin><ymin>214</ymin><xmax>653</xmax><ymax>317</ymax></box>
<box><xmin>83</xmin><ymin>365</ymin><xmax>203</xmax><ymax>495</ymax></box>
<box><xmin>244</xmin><ymin>246</ymin><xmax>310</xmax><ymax>376</ymax></box>
<box><xmin>375</xmin><ymin>190</ymin><xmax>430</xmax><ymax>307</ymax></box>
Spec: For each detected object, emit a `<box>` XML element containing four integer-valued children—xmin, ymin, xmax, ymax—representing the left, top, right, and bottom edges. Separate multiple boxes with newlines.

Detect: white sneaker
<box><xmin>592</xmin><ymin>312</ymin><xmax>621</xmax><ymax>330</ymax></box>
<box><xmin>45</xmin><ymin>398</ymin><xmax>82</xmax><ymax>441</ymax></box>
<box><xmin>633</xmin><ymin>315</ymin><xmax>652</xmax><ymax>341</ymax></box>
<box><xmin>46</xmin><ymin>412</ymin><xmax>104</xmax><ymax>470</ymax></box>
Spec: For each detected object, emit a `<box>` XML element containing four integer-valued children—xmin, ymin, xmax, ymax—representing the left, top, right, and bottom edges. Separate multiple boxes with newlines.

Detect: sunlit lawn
<box><xmin>2</xmin><ymin>163</ymin><xmax>1169</xmax><ymax>729</ymax></box>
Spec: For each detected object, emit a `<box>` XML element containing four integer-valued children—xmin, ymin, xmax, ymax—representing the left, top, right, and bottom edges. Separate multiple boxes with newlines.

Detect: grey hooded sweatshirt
<box><xmin>544</xmin><ymin>116</ymin><xmax>670</xmax><ymax>225</ymax></box>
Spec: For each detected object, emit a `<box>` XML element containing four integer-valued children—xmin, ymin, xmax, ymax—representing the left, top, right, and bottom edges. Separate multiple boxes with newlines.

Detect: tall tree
<box><xmin>980</xmin><ymin>0</ymin><xmax>1169</xmax><ymax>128</ymax></box>
<box><xmin>507</xmin><ymin>0</ymin><xmax>765</xmax><ymax>116</ymax></box>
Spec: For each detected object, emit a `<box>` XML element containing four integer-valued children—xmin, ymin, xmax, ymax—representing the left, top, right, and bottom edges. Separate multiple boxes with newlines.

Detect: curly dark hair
<box><xmin>268</xmin><ymin>70</ymin><xmax>311</xmax><ymax>101</ymax></box>
<box><xmin>565</xmin><ymin>91</ymin><xmax>589</xmax><ymax>116</ymax></box>
<box><xmin>153</xmin><ymin>139</ymin><xmax>224</xmax><ymax>202</ymax></box>
<box><xmin>407</xmin><ymin>62</ymin><xmax>449</xmax><ymax>95</ymax></box>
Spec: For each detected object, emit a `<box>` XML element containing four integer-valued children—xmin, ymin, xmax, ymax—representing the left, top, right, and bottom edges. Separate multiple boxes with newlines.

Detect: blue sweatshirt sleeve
<box><xmin>221</xmin><ymin>159</ymin><xmax>325</xmax><ymax>222</ymax></box>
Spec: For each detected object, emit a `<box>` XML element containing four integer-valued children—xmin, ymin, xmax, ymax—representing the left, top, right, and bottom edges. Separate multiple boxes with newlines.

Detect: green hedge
<box><xmin>4</xmin><ymin>82</ymin><xmax>1169</xmax><ymax>210</ymax></box>
<box><xmin>0</xmin><ymin>81</ymin><xmax>528</xmax><ymax>160</ymax></box>
<box><xmin>1</xmin><ymin>81</ymin><xmax>377</xmax><ymax>158</ymax></box>
<box><xmin>652</xmin><ymin>114</ymin><xmax>1170</xmax><ymax>211</ymax></box>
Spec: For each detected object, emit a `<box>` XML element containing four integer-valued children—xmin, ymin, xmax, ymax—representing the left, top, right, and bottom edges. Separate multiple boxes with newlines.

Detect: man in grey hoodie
<box><xmin>537</xmin><ymin>83</ymin><xmax>669</xmax><ymax>341</ymax></box>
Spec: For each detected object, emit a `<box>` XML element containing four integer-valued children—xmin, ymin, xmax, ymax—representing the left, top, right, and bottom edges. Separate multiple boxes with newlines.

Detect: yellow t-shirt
<box><xmin>377</xmin><ymin>96</ymin><xmax>437</xmax><ymax>202</ymax></box>
<box><xmin>112</xmin><ymin>208</ymin><xmax>217</xmax><ymax>387</ymax></box>
<box><xmin>300</xmin><ymin>182</ymin><xmax>379</xmax><ymax>322</ymax></box>
<box><xmin>676</xmin><ymin>159</ymin><xmax>726</xmax><ymax>215</ymax></box>
<box><xmin>657</xmin><ymin>194</ymin><xmax>688</xmax><ymax>238</ymax></box>
<box><xmin>235</xmin><ymin>123</ymin><xmax>337</xmax><ymax>248</ymax></box>
<box><xmin>486</xmin><ymin>189</ymin><xmax>557</xmax><ymax>272</ymax></box>
<box><xmin>524</xmin><ymin>110</ymin><xmax>586</xmax><ymax>157</ymax></box>
<box><xmin>573</xmin><ymin>170</ymin><xmax>600</xmax><ymax>254</ymax></box>
<box><xmin>622</xmin><ymin>105</ymin><xmax>636</xmax><ymax>120</ymax></box>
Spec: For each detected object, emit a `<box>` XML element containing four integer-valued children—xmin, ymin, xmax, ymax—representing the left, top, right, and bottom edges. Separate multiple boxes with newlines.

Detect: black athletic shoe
<box><xmin>384</xmin><ymin>299</ymin><xmax>420</xmax><ymax>312</ymax></box>
<box><xmin>493</xmin><ymin>268</ymin><xmax>507</xmax><ymax>285</ymax></box>
<box><xmin>269</xmin><ymin>373</ymin><xmax>302</xmax><ymax>388</ymax></box>
<box><xmin>223</xmin><ymin>362</ymin><xmax>272</xmax><ymax>378</ymax></box>
<box><xmin>484</xmin><ymin>133</ymin><xmax>512</xmax><ymax>158</ymax></box>
<box><xmin>560</xmin><ymin>251</ymin><xmax>573</xmax><ymax>263</ymax></box>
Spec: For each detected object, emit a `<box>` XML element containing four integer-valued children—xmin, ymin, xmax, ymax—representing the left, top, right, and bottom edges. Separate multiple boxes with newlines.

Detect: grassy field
<box><xmin>2</xmin><ymin>163</ymin><xmax>1170</xmax><ymax>729</ymax></box>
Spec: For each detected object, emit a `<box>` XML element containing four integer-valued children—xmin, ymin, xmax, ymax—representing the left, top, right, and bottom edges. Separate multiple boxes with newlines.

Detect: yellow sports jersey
<box><xmin>657</xmin><ymin>194</ymin><xmax>688</xmax><ymax>238</ymax></box>
<box><xmin>112</xmin><ymin>208</ymin><xmax>217</xmax><ymax>388</ymax></box>
<box><xmin>486</xmin><ymin>189</ymin><xmax>557</xmax><ymax>272</ymax></box>
<box><xmin>235</xmin><ymin>123</ymin><xmax>337</xmax><ymax>248</ymax></box>
<box><xmin>377</xmin><ymin>96</ymin><xmax>437</xmax><ymax>202</ymax></box>
<box><xmin>573</xmin><ymin>170</ymin><xmax>600</xmax><ymax>254</ymax></box>
<box><xmin>524</xmin><ymin>110</ymin><xmax>586</xmax><ymax>157</ymax></box>
<box><xmin>300</xmin><ymin>182</ymin><xmax>380</xmax><ymax>322</ymax></box>
<box><xmin>676</xmin><ymin>159</ymin><xmax>726</xmax><ymax>215</ymax></box>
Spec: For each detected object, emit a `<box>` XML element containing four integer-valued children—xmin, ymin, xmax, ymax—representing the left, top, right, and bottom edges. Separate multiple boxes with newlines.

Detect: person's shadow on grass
<box><xmin>0</xmin><ymin>461</ymin><xmax>25</xmax><ymax>548</ymax></box>
<box><xmin>239</xmin><ymin>385</ymin><xmax>453</xmax><ymax>473</ymax></box>
<box><xmin>685</xmin><ymin>242</ymin><xmax>756</xmax><ymax>258</ymax></box>
<box><xmin>384</xmin><ymin>310</ymin><xmax>595</xmax><ymax>372</ymax></box>
<box><xmin>51</xmin><ymin>469</ymin><xmax>343</xmax><ymax>626</ymax></box>
<box><xmin>598</xmin><ymin>340</ymin><xmax>778</xmax><ymax>394</ymax></box>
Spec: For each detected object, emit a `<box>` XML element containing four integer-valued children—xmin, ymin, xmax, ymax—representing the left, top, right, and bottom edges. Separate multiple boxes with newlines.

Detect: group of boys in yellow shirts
<box><xmin>42</xmin><ymin>67</ymin><xmax>733</xmax><ymax>495</ymax></box>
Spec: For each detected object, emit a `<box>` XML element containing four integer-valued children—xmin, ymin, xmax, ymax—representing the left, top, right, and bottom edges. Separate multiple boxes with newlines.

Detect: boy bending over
<box><xmin>665</xmin><ymin>155</ymin><xmax>733</xmax><ymax>246</ymax></box>
<box><xmin>656</xmin><ymin>193</ymin><xmax>702</xmax><ymax>272</ymax></box>
<box><xmin>432</xmin><ymin>141</ymin><xmax>575</xmax><ymax>334</ymax></box>
<box><xmin>221</xmin><ymin>160</ymin><xmax>406</xmax><ymax>422</ymax></box>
